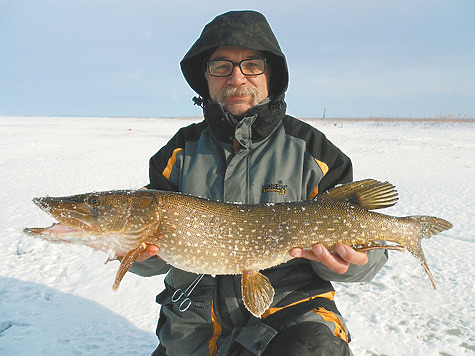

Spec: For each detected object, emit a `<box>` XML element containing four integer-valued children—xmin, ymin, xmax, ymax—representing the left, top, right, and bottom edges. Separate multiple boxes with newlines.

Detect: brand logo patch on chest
<box><xmin>262</xmin><ymin>181</ymin><xmax>287</xmax><ymax>195</ymax></box>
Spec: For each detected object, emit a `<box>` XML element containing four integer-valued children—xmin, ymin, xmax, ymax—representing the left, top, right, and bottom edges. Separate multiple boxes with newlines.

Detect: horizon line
<box><xmin>1</xmin><ymin>115</ymin><xmax>474</xmax><ymax>123</ymax></box>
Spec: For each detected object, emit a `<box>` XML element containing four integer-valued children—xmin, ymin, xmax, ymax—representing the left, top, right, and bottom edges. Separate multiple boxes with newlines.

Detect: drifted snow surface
<box><xmin>0</xmin><ymin>116</ymin><xmax>473</xmax><ymax>355</ymax></box>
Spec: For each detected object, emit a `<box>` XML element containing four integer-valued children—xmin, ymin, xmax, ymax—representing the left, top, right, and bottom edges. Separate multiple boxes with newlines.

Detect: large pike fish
<box><xmin>24</xmin><ymin>179</ymin><xmax>452</xmax><ymax>317</ymax></box>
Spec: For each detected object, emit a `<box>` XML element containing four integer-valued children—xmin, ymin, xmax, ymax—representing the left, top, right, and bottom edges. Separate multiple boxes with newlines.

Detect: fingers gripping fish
<box><xmin>24</xmin><ymin>179</ymin><xmax>453</xmax><ymax>318</ymax></box>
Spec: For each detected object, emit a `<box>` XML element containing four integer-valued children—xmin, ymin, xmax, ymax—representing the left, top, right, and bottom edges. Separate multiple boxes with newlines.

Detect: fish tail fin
<box><xmin>404</xmin><ymin>216</ymin><xmax>453</xmax><ymax>290</ymax></box>
<box><xmin>409</xmin><ymin>215</ymin><xmax>453</xmax><ymax>240</ymax></box>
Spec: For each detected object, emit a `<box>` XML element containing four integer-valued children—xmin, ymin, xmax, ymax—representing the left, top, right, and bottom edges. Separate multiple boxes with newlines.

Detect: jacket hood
<box><xmin>180</xmin><ymin>11</ymin><xmax>289</xmax><ymax>102</ymax></box>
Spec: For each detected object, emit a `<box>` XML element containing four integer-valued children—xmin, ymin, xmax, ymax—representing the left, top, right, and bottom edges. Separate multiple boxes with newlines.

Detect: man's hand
<box><xmin>289</xmin><ymin>244</ymin><xmax>368</xmax><ymax>274</ymax></box>
<box><xmin>135</xmin><ymin>244</ymin><xmax>161</xmax><ymax>262</ymax></box>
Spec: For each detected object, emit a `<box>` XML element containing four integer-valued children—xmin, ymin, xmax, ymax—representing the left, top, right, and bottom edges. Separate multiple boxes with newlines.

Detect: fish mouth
<box><xmin>23</xmin><ymin>222</ymin><xmax>84</xmax><ymax>236</ymax></box>
<box><xmin>25</xmin><ymin>196</ymin><xmax>96</xmax><ymax>235</ymax></box>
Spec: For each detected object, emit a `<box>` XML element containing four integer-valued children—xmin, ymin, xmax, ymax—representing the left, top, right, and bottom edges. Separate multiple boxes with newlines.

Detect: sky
<box><xmin>0</xmin><ymin>0</ymin><xmax>474</xmax><ymax>119</ymax></box>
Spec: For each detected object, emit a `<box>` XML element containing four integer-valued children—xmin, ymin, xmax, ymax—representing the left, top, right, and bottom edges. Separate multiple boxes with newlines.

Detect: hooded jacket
<box><xmin>131</xmin><ymin>11</ymin><xmax>387</xmax><ymax>356</ymax></box>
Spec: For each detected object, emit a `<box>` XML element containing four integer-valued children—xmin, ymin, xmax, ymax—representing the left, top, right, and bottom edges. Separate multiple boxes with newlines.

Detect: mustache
<box><xmin>216</xmin><ymin>86</ymin><xmax>263</xmax><ymax>106</ymax></box>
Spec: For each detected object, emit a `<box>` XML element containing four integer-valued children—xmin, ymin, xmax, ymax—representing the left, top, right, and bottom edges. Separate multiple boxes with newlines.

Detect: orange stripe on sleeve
<box><xmin>162</xmin><ymin>148</ymin><xmax>183</xmax><ymax>180</ymax></box>
<box><xmin>309</xmin><ymin>158</ymin><xmax>330</xmax><ymax>199</ymax></box>
<box><xmin>315</xmin><ymin>158</ymin><xmax>329</xmax><ymax>176</ymax></box>
<box><xmin>309</xmin><ymin>186</ymin><xmax>319</xmax><ymax>200</ymax></box>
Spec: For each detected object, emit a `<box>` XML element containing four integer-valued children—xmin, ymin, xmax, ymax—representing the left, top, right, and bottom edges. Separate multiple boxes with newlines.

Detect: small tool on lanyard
<box><xmin>171</xmin><ymin>273</ymin><xmax>205</xmax><ymax>312</ymax></box>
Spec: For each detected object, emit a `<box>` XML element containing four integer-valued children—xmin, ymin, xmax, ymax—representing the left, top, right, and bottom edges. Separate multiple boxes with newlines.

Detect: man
<box><xmin>131</xmin><ymin>10</ymin><xmax>388</xmax><ymax>355</ymax></box>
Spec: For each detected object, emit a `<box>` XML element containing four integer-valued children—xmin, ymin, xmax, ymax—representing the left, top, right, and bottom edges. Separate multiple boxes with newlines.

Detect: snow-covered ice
<box><xmin>0</xmin><ymin>116</ymin><xmax>473</xmax><ymax>355</ymax></box>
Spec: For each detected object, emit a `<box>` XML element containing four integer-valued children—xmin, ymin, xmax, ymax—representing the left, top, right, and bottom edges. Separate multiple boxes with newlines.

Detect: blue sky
<box><xmin>1</xmin><ymin>0</ymin><xmax>474</xmax><ymax>118</ymax></box>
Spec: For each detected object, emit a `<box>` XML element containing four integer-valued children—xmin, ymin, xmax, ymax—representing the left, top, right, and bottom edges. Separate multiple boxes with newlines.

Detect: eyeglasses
<box><xmin>207</xmin><ymin>58</ymin><xmax>267</xmax><ymax>77</ymax></box>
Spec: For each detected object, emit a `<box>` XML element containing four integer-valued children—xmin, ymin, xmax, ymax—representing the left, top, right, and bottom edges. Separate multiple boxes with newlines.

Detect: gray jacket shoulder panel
<box><xmin>167</xmin><ymin>120</ymin><xmax>326</xmax><ymax>203</ymax></box>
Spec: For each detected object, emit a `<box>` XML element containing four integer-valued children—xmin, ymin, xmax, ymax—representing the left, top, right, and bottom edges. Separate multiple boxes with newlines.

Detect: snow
<box><xmin>1</xmin><ymin>116</ymin><xmax>473</xmax><ymax>355</ymax></box>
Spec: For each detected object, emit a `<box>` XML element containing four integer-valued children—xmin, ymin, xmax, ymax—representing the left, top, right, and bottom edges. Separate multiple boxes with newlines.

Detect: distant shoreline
<box><xmin>301</xmin><ymin>117</ymin><xmax>475</xmax><ymax>123</ymax></box>
<box><xmin>1</xmin><ymin>115</ymin><xmax>474</xmax><ymax>123</ymax></box>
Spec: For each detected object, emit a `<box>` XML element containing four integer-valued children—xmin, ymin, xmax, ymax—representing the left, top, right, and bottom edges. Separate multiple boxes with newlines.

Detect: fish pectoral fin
<box><xmin>241</xmin><ymin>270</ymin><xmax>275</xmax><ymax>318</ymax></box>
<box><xmin>323</xmin><ymin>179</ymin><xmax>399</xmax><ymax>210</ymax></box>
<box><xmin>112</xmin><ymin>243</ymin><xmax>147</xmax><ymax>291</ymax></box>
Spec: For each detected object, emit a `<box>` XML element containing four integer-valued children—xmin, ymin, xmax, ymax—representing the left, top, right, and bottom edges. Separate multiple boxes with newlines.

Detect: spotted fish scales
<box><xmin>24</xmin><ymin>179</ymin><xmax>452</xmax><ymax>317</ymax></box>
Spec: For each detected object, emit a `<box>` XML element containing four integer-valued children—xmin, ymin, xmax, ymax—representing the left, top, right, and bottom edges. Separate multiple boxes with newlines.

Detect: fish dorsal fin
<box><xmin>241</xmin><ymin>270</ymin><xmax>275</xmax><ymax>318</ymax></box>
<box><xmin>323</xmin><ymin>179</ymin><xmax>399</xmax><ymax>210</ymax></box>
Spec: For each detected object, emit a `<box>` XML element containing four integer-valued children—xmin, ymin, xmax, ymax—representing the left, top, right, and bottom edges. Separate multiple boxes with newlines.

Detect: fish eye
<box><xmin>88</xmin><ymin>195</ymin><xmax>101</xmax><ymax>206</ymax></box>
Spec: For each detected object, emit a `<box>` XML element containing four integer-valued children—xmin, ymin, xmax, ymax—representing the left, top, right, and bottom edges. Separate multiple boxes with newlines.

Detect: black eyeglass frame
<box><xmin>207</xmin><ymin>58</ymin><xmax>267</xmax><ymax>77</ymax></box>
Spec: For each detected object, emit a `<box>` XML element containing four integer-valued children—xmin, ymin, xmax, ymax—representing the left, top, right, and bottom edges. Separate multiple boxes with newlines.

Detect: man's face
<box><xmin>205</xmin><ymin>46</ymin><xmax>270</xmax><ymax>116</ymax></box>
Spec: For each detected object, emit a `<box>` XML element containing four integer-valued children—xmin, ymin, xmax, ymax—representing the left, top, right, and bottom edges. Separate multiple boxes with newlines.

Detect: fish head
<box><xmin>27</xmin><ymin>190</ymin><xmax>161</xmax><ymax>237</ymax></box>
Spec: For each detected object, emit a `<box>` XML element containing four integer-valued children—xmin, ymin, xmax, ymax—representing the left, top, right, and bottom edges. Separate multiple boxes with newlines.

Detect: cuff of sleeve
<box><xmin>311</xmin><ymin>249</ymin><xmax>388</xmax><ymax>283</ymax></box>
<box><xmin>129</xmin><ymin>255</ymin><xmax>170</xmax><ymax>277</ymax></box>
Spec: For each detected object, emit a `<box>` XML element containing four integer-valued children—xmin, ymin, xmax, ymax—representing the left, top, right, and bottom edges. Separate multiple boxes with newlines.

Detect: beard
<box><xmin>215</xmin><ymin>85</ymin><xmax>267</xmax><ymax>109</ymax></box>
